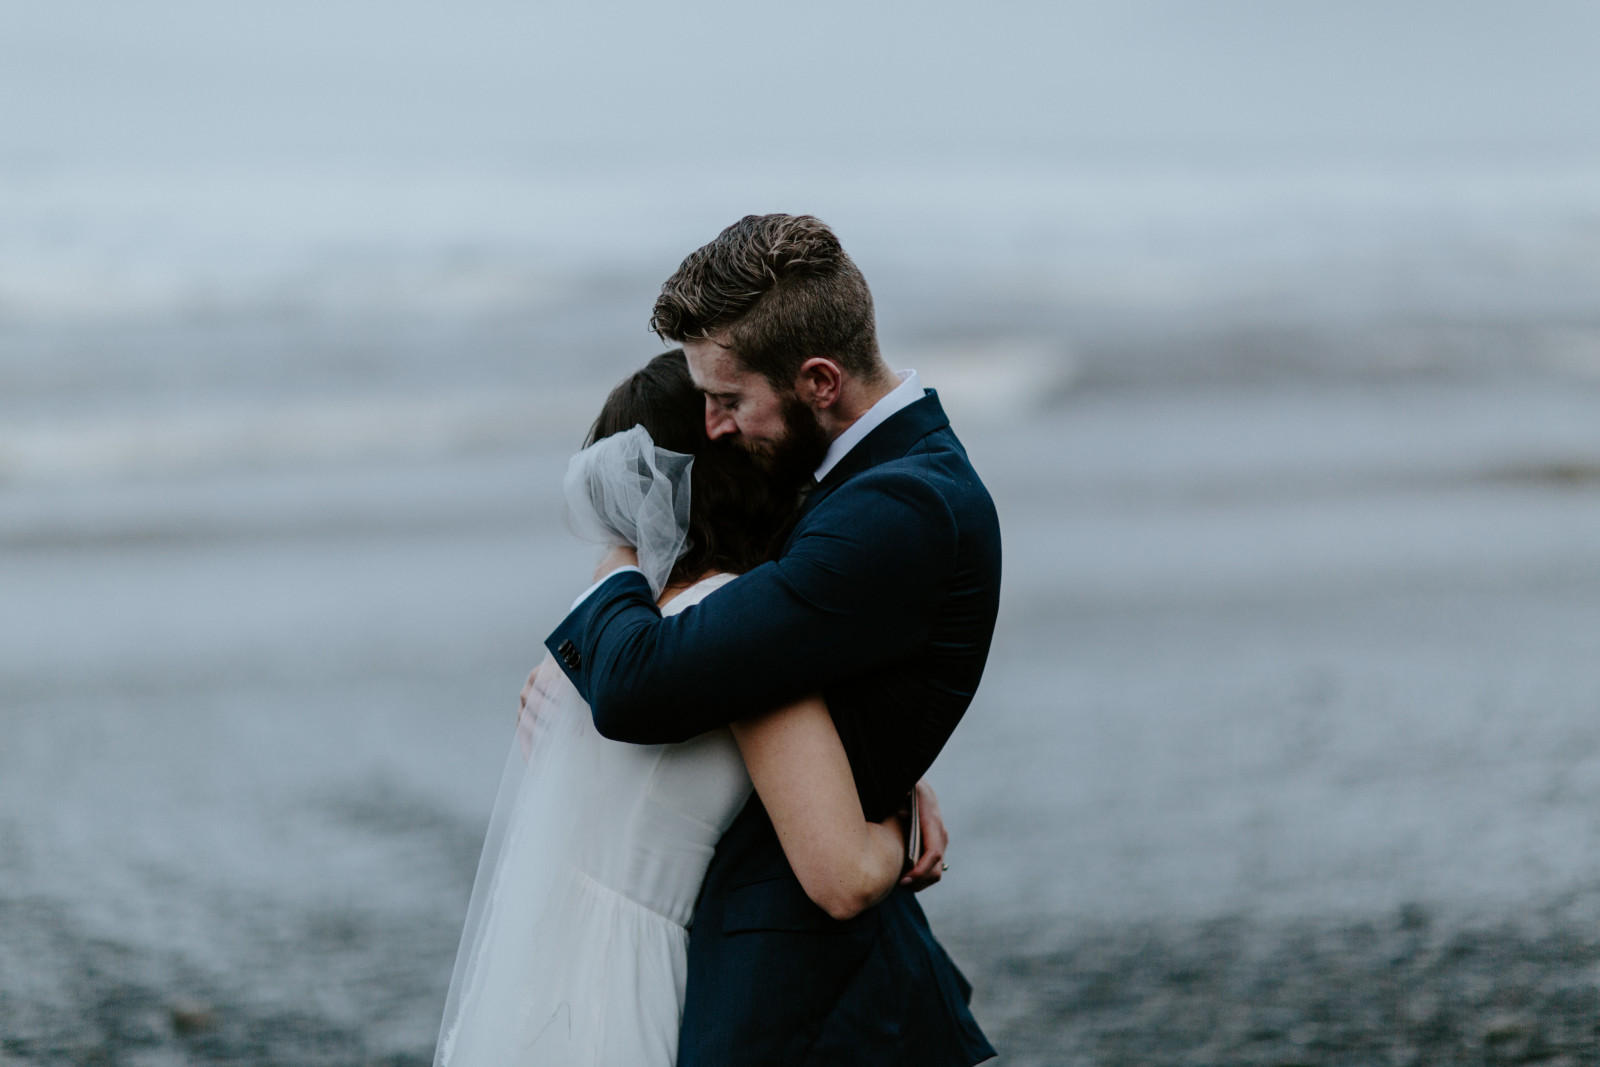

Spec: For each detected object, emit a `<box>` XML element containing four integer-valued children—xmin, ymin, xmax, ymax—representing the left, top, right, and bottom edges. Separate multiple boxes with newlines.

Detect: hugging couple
<box><xmin>435</xmin><ymin>214</ymin><xmax>1001</xmax><ymax>1066</ymax></box>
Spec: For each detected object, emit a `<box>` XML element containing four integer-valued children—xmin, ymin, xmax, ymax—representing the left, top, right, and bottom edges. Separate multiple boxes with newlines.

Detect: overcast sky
<box><xmin>4</xmin><ymin>0</ymin><xmax>1599</xmax><ymax>170</ymax></box>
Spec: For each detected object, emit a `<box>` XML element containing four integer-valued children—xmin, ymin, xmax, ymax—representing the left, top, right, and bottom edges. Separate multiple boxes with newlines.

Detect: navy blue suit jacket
<box><xmin>546</xmin><ymin>391</ymin><xmax>1000</xmax><ymax>1065</ymax></box>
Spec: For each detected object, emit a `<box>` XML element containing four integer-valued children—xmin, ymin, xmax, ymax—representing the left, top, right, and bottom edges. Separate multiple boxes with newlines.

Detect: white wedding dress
<box><xmin>435</xmin><ymin>572</ymin><xmax>750</xmax><ymax>1067</ymax></box>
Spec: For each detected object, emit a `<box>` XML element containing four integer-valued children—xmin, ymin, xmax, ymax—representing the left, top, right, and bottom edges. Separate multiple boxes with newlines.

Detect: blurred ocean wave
<box><xmin>0</xmin><ymin>388</ymin><xmax>595</xmax><ymax>485</ymax></box>
<box><xmin>5</xmin><ymin>160</ymin><xmax>1600</xmax><ymax>325</ymax></box>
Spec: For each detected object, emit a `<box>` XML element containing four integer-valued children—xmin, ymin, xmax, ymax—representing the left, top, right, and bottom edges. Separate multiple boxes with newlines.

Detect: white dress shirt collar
<box><xmin>813</xmin><ymin>369</ymin><xmax>922</xmax><ymax>483</ymax></box>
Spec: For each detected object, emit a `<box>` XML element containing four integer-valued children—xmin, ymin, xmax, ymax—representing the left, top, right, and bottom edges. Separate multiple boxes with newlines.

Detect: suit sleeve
<box><xmin>544</xmin><ymin>468</ymin><xmax>959</xmax><ymax>744</ymax></box>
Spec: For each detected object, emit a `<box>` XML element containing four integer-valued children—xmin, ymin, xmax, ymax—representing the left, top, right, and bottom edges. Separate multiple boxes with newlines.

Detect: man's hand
<box><xmin>900</xmin><ymin>778</ymin><xmax>949</xmax><ymax>891</ymax></box>
<box><xmin>595</xmin><ymin>544</ymin><xmax>639</xmax><ymax>583</ymax></box>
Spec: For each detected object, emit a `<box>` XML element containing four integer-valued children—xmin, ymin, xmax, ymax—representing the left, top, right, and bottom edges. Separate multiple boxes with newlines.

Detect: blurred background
<box><xmin>4</xmin><ymin>2</ymin><xmax>1600</xmax><ymax>1063</ymax></box>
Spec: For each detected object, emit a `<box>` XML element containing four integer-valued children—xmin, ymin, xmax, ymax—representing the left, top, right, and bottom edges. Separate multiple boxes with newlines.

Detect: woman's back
<box><xmin>568</xmin><ymin>573</ymin><xmax>749</xmax><ymax>923</ymax></box>
<box><xmin>437</xmin><ymin>573</ymin><xmax>749</xmax><ymax>1067</ymax></box>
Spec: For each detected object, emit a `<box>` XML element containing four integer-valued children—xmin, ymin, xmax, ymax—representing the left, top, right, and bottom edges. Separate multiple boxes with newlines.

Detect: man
<box><xmin>546</xmin><ymin>214</ymin><xmax>1001</xmax><ymax>1065</ymax></box>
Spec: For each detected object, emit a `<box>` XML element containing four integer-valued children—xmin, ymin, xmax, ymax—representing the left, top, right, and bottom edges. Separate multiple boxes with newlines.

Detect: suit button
<box><xmin>558</xmin><ymin>639</ymin><xmax>581</xmax><ymax>669</ymax></box>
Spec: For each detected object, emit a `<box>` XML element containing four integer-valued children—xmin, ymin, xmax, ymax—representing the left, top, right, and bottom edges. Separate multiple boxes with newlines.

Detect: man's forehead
<box><xmin>684</xmin><ymin>338</ymin><xmax>747</xmax><ymax>390</ymax></box>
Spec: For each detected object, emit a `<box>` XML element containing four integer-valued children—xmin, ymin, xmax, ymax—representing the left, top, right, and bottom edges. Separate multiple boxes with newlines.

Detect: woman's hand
<box><xmin>899</xmin><ymin>778</ymin><xmax>949</xmax><ymax>891</ymax></box>
<box><xmin>517</xmin><ymin>655</ymin><xmax>557</xmax><ymax>762</ymax></box>
<box><xmin>519</xmin><ymin>657</ymin><xmax>549</xmax><ymax>716</ymax></box>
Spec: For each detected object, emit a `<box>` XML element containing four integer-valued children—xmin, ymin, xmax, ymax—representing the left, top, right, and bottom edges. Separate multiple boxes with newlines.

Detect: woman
<box><xmin>435</xmin><ymin>351</ymin><xmax>913</xmax><ymax>1066</ymax></box>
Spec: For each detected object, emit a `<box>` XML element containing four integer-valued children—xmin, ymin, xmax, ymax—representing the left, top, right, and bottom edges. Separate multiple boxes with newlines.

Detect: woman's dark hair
<box><xmin>586</xmin><ymin>349</ymin><xmax>798</xmax><ymax>587</ymax></box>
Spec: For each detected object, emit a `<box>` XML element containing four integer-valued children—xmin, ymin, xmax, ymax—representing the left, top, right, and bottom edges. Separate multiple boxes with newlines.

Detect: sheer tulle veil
<box><xmin>561</xmin><ymin>424</ymin><xmax>693</xmax><ymax>599</ymax></box>
<box><xmin>434</xmin><ymin>427</ymin><xmax>693</xmax><ymax>1064</ymax></box>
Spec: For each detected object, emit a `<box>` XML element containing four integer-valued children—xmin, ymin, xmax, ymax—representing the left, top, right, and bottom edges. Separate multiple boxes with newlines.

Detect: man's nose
<box><xmin>705</xmin><ymin>401</ymin><xmax>736</xmax><ymax>440</ymax></box>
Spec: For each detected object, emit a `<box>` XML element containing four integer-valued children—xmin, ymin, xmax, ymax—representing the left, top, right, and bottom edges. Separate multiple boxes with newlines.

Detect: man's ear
<box><xmin>794</xmin><ymin>357</ymin><xmax>845</xmax><ymax>409</ymax></box>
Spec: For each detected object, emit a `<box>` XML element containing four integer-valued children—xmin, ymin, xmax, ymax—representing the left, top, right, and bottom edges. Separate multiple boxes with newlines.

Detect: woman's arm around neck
<box><xmin>731</xmin><ymin>696</ymin><xmax>905</xmax><ymax>921</ymax></box>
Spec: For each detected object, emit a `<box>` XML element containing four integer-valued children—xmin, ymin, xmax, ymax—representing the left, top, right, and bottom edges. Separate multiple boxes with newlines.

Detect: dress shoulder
<box><xmin>661</xmin><ymin>572</ymin><xmax>737</xmax><ymax>616</ymax></box>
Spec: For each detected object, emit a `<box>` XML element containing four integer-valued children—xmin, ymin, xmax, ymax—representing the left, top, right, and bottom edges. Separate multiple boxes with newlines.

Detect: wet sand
<box><xmin>952</xmin><ymin>898</ymin><xmax>1600</xmax><ymax>1066</ymax></box>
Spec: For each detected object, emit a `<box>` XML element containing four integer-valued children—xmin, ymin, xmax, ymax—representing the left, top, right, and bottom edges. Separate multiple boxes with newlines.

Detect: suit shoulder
<box><xmin>826</xmin><ymin>461</ymin><xmax>957</xmax><ymax>524</ymax></box>
<box><xmin>895</xmin><ymin>430</ymin><xmax>997</xmax><ymax>513</ymax></box>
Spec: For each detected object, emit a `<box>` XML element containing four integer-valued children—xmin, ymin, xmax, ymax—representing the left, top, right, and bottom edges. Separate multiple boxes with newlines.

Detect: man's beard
<box><xmin>745</xmin><ymin>394</ymin><xmax>831</xmax><ymax>489</ymax></box>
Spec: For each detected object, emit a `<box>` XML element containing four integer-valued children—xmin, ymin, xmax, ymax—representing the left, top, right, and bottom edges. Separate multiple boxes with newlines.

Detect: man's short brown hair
<box><xmin>650</xmin><ymin>214</ymin><xmax>882</xmax><ymax>388</ymax></box>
